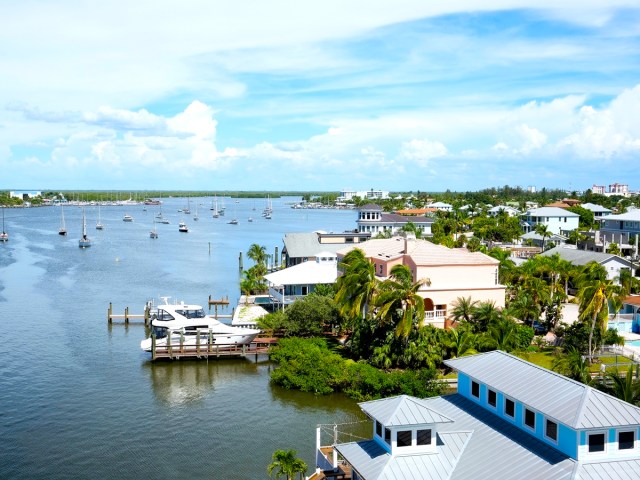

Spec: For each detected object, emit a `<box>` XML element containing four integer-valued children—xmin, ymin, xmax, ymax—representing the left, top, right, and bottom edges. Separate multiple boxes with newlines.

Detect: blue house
<box><xmin>314</xmin><ymin>351</ymin><xmax>640</xmax><ymax>479</ymax></box>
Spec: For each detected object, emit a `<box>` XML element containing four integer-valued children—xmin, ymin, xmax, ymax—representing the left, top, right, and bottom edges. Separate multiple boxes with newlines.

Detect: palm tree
<box><xmin>247</xmin><ymin>243</ymin><xmax>268</xmax><ymax>269</ymax></box>
<box><xmin>470</xmin><ymin>301</ymin><xmax>501</xmax><ymax>333</ymax></box>
<box><xmin>552</xmin><ymin>347</ymin><xmax>592</xmax><ymax>384</ymax></box>
<box><xmin>534</xmin><ymin>223</ymin><xmax>552</xmax><ymax>251</ymax></box>
<box><xmin>450</xmin><ymin>296</ymin><xmax>479</xmax><ymax>326</ymax></box>
<box><xmin>445</xmin><ymin>327</ymin><xmax>478</xmax><ymax>359</ymax></box>
<box><xmin>507</xmin><ymin>290</ymin><xmax>541</xmax><ymax>325</ymax></box>
<box><xmin>488</xmin><ymin>247</ymin><xmax>516</xmax><ymax>284</ymax></box>
<box><xmin>373</xmin><ymin>264</ymin><xmax>430</xmax><ymax>338</ymax></box>
<box><xmin>334</xmin><ymin>249</ymin><xmax>378</xmax><ymax>328</ymax></box>
<box><xmin>576</xmin><ymin>262</ymin><xmax>621</xmax><ymax>359</ymax></box>
<box><xmin>267</xmin><ymin>449</ymin><xmax>307</xmax><ymax>480</ymax></box>
<box><xmin>483</xmin><ymin>318</ymin><xmax>518</xmax><ymax>352</ymax></box>
<box><xmin>598</xmin><ymin>368</ymin><xmax>640</xmax><ymax>405</ymax></box>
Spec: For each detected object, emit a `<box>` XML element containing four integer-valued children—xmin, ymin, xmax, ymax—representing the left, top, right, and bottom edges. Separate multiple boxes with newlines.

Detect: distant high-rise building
<box><xmin>609</xmin><ymin>183</ymin><xmax>629</xmax><ymax>195</ymax></box>
<box><xmin>591</xmin><ymin>184</ymin><xmax>606</xmax><ymax>194</ymax></box>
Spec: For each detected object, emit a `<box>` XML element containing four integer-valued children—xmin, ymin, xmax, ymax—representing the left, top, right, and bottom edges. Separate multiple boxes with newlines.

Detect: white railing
<box><xmin>425</xmin><ymin>309</ymin><xmax>446</xmax><ymax>319</ymax></box>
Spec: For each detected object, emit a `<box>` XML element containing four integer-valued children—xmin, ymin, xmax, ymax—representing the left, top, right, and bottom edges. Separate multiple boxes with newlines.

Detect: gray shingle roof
<box><xmin>540</xmin><ymin>246</ymin><xmax>630</xmax><ymax>267</ymax></box>
<box><xmin>283</xmin><ymin>232</ymin><xmax>350</xmax><ymax>259</ymax></box>
<box><xmin>360</xmin><ymin>395</ymin><xmax>454</xmax><ymax>427</ymax></box>
<box><xmin>444</xmin><ymin>351</ymin><xmax>640</xmax><ymax>429</ymax></box>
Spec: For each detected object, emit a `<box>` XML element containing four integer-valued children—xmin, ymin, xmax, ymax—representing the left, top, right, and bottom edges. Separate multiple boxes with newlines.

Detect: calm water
<box><xmin>0</xmin><ymin>197</ymin><xmax>367</xmax><ymax>480</ymax></box>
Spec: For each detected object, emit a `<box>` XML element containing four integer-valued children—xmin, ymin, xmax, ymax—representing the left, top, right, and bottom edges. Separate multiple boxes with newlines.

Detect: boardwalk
<box><xmin>149</xmin><ymin>337</ymin><xmax>277</xmax><ymax>361</ymax></box>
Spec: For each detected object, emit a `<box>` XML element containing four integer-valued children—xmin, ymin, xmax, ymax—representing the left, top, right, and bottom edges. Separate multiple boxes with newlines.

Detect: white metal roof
<box><xmin>336</xmin><ymin>393</ymin><xmax>576</xmax><ymax>480</ymax></box>
<box><xmin>445</xmin><ymin>351</ymin><xmax>640</xmax><ymax>429</ymax></box>
<box><xmin>264</xmin><ymin>260</ymin><xmax>337</xmax><ymax>287</ymax></box>
<box><xmin>523</xmin><ymin>207</ymin><xmax>579</xmax><ymax>217</ymax></box>
<box><xmin>360</xmin><ymin>395</ymin><xmax>454</xmax><ymax>427</ymax></box>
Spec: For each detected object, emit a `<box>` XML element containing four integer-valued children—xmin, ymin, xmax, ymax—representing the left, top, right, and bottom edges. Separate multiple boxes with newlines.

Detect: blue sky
<box><xmin>1</xmin><ymin>1</ymin><xmax>639</xmax><ymax>192</ymax></box>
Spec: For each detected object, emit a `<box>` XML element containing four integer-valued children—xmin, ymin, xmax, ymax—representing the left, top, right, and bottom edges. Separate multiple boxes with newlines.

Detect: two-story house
<box><xmin>356</xmin><ymin>204</ymin><xmax>434</xmax><ymax>236</ymax></box>
<box><xmin>521</xmin><ymin>207</ymin><xmax>579</xmax><ymax>236</ymax></box>
<box><xmin>336</xmin><ymin>235</ymin><xmax>505</xmax><ymax>328</ymax></box>
<box><xmin>313</xmin><ymin>350</ymin><xmax>640</xmax><ymax>479</ymax></box>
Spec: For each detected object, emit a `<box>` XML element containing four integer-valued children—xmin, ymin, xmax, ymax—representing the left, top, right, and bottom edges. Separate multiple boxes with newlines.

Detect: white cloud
<box><xmin>398</xmin><ymin>139</ymin><xmax>448</xmax><ymax>166</ymax></box>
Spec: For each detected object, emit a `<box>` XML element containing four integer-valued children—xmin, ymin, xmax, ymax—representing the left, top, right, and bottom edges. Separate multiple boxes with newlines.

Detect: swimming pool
<box><xmin>626</xmin><ymin>339</ymin><xmax>640</xmax><ymax>347</ymax></box>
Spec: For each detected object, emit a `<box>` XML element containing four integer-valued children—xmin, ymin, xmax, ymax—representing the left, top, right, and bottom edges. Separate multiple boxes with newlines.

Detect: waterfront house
<box><xmin>356</xmin><ymin>204</ymin><xmax>433</xmax><ymax>237</ymax></box>
<box><xmin>521</xmin><ymin>207</ymin><xmax>579</xmax><ymax>236</ymax></box>
<box><xmin>336</xmin><ymin>235</ymin><xmax>505</xmax><ymax>328</ymax></box>
<box><xmin>264</xmin><ymin>253</ymin><xmax>338</xmax><ymax>307</ymax></box>
<box><xmin>314</xmin><ymin>350</ymin><xmax>640</xmax><ymax>479</ymax></box>
<box><xmin>282</xmin><ymin>231</ymin><xmax>371</xmax><ymax>267</ymax></box>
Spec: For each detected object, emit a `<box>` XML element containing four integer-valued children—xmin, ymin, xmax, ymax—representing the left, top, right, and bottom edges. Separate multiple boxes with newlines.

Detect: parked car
<box><xmin>532</xmin><ymin>321</ymin><xmax>547</xmax><ymax>335</ymax></box>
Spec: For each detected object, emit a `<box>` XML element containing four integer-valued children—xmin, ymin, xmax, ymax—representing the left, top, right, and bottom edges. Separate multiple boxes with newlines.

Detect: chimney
<box><xmin>403</xmin><ymin>232</ymin><xmax>416</xmax><ymax>253</ymax></box>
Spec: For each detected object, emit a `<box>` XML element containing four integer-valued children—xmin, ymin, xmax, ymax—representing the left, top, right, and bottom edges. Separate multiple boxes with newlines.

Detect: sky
<box><xmin>1</xmin><ymin>1</ymin><xmax>640</xmax><ymax>193</ymax></box>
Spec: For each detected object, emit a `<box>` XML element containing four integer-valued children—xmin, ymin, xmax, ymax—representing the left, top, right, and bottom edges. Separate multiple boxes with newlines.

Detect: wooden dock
<box><xmin>107</xmin><ymin>303</ymin><xmax>150</xmax><ymax>324</ymax></box>
<box><xmin>149</xmin><ymin>337</ymin><xmax>278</xmax><ymax>361</ymax></box>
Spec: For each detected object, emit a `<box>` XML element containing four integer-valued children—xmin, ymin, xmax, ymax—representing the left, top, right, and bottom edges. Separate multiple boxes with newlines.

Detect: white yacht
<box><xmin>140</xmin><ymin>298</ymin><xmax>261</xmax><ymax>352</ymax></box>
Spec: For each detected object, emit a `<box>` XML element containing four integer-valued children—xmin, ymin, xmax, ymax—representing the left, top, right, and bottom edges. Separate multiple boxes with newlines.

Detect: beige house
<box><xmin>337</xmin><ymin>235</ymin><xmax>506</xmax><ymax>328</ymax></box>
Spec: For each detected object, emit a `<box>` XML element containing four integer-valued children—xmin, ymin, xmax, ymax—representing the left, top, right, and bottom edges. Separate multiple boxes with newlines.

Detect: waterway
<box><xmin>0</xmin><ymin>197</ymin><xmax>368</xmax><ymax>479</ymax></box>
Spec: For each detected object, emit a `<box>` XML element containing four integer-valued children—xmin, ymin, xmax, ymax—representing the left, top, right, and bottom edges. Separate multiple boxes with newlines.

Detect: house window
<box><xmin>471</xmin><ymin>381</ymin><xmax>480</xmax><ymax>398</ymax></box>
<box><xmin>488</xmin><ymin>389</ymin><xmax>497</xmax><ymax>408</ymax></box>
<box><xmin>397</xmin><ymin>430</ymin><xmax>412</xmax><ymax>447</ymax></box>
<box><xmin>524</xmin><ymin>408</ymin><xmax>535</xmax><ymax>429</ymax></box>
<box><xmin>375</xmin><ymin>421</ymin><xmax>382</xmax><ymax>437</ymax></box>
<box><xmin>619</xmin><ymin>431</ymin><xmax>635</xmax><ymax>450</ymax></box>
<box><xmin>417</xmin><ymin>429</ymin><xmax>432</xmax><ymax>446</ymax></box>
<box><xmin>588</xmin><ymin>433</ymin><xmax>606</xmax><ymax>453</ymax></box>
<box><xmin>545</xmin><ymin>419</ymin><xmax>558</xmax><ymax>442</ymax></box>
<box><xmin>384</xmin><ymin>428</ymin><xmax>391</xmax><ymax>445</ymax></box>
<box><xmin>505</xmin><ymin>398</ymin><xmax>515</xmax><ymax>418</ymax></box>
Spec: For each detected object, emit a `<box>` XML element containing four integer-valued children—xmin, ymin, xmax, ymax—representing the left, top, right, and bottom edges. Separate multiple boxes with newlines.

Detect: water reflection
<box><xmin>143</xmin><ymin>358</ymin><xmax>261</xmax><ymax>407</ymax></box>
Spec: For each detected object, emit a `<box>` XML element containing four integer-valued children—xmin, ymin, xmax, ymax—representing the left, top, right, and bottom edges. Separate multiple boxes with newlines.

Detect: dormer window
<box><xmin>588</xmin><ymin>433</ymin><xmax>606</xmax><ymax>453</ymax></box>
<box><xmin>504</xmin><ymin>398</ymin><xmax>515</xmax><ymax>418</ymax></box>
<box><xmin>545</xmin><ymin>419</ymin><xmax>558</xmax><ymax>442</ymax></box>
<box><xmin>619</xmin><ymin>431</ymin><xmax>635</xmax><ymax>450</ymax></box>
<box><xmin>524</xmin><ymin>408</ymin><xmax>536</xmax><ymax>430</ymax></box>
<box><xmin>397</xmin><ymin>430</ymin><xmax>411</xmax><ymax>447</ymax></box>
<box><xmin>384</xmin><ymin>428</ymin><xmax>391</xmax><ymax>445</ymax></box>
<box><xmin>375</xmin><ymin>421</ymin><xmax>382</xmax><ymax>437</ymax></box>
<box><xmin>487</xmin><ymin>389</ymin><xmax>496</xmax><ymax>408</ymax></box>
<box><xmin>471</xmin><ymin>381</ymin><xmax>480</xmax><ymax>398</ymax></box>
<box><xmin>417</xmin><ymin>429</ymin><xmax>432</xmax><ymax>446</ymax></box>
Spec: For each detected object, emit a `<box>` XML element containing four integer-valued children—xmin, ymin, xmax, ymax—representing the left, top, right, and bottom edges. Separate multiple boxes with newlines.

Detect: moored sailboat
<box><xmin>0</xmin><ymin>208</ymin><xmax>8</xmax><ymax>242</ymax></box>
<box><xmin>79</xmin><ymin>208</ymin><xmax>91</xmax><ymax>248</ymax></box>
<box><xmin>59</xmin><ymin>204</ymin><xmax>67</xmax><ymax>236</ymax></box>
<box><xmin>96</xmin><ymin>204</ymin><xmax>104</xmax><ymax>230</ymax></box>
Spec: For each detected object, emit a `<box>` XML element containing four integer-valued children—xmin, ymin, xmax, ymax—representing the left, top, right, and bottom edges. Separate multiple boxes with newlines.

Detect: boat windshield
<box><xmin>175</xmin><ymin>309</ymin><xmax>206</xmax><ymax>319</ymax></box>
<box><xmin>156</xmin><ymin>309</ymin><xmax>175</xmax><ymax>321</ymax></box>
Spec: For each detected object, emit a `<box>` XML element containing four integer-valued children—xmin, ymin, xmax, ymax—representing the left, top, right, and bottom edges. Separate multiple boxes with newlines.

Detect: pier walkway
<box><xmin>149</xmin><ymin>337</ymin><xmax>278</xmax><ymax>361</ymax></box>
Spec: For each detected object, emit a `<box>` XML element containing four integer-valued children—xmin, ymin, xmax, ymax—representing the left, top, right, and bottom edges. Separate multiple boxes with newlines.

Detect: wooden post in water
<box><xmin>108</xmin><ymin>302</ymin><xmax>113</xmax><ymax>323</ymax></box>
<box><xmin>239</xmin><ymin>251</ymin><xmax>243</xmax><ymax>271</ymax></box>
<box><xmin>274</xmin><ymin>246</ymin><xmax>279</xmax><ymax>268</ymax></box>
<box><xmin>144</xmin><ymin>304</ymin><xmax>150</xmax><ymax>325</ymax></box>
<box><xmin>124</xmin><ymin>306</ymin><xmax>129</xmax><ymax>324</ymax></box>
<box><xmin>151</xmin><ymin>335</ymin><xmax>156</xmax><ymax>361</ymax></box>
